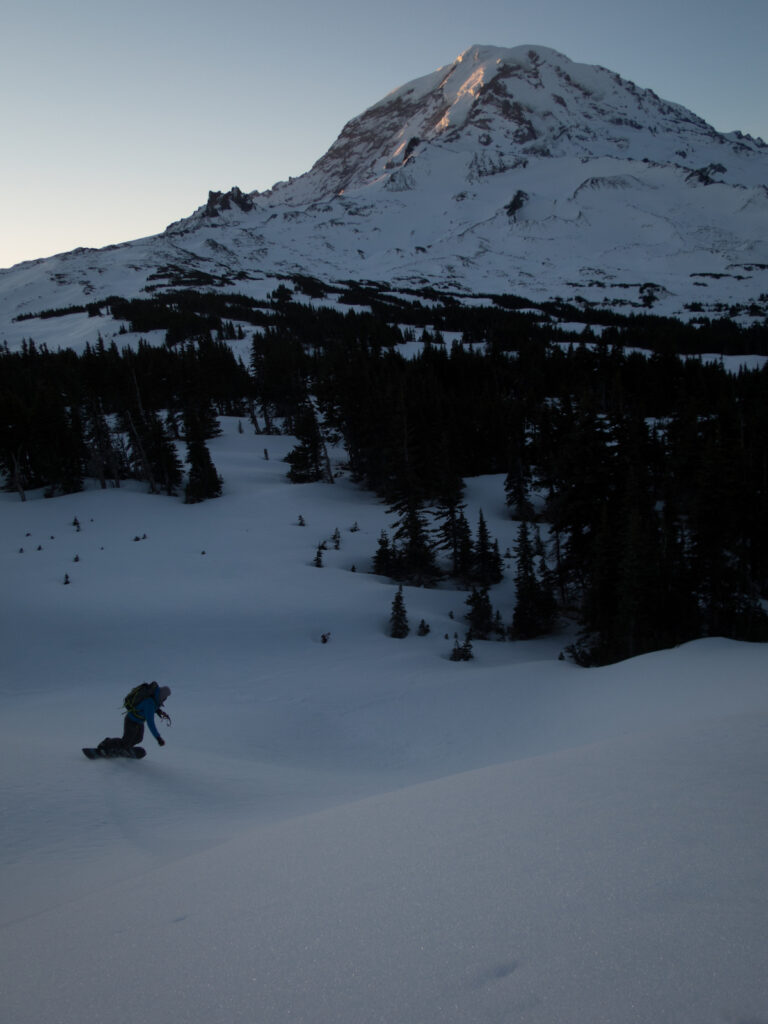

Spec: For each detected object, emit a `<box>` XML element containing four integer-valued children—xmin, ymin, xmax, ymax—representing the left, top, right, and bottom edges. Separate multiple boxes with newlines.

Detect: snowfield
<box><xmin>2</xmin><ymin>420</ymin><xmax>768</xmax><ymax>1023</ymax></box>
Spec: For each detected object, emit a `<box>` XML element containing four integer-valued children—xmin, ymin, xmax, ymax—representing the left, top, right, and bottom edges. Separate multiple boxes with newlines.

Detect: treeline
<box><xmin>252</xmin><ymin>321</ymin><xmax>768</xmax><ymax>663</ymax></box>
<box><xmin>3</xmin><ymin>294</ymin><xmax>768</xmax><ymax>663</ymax></box>
<box><xmin>0</xmin><ymin>335</ymin><xmax>248</xmax><ymax>501</ymax></box>
<box><xmin>15</xmin><ymin>277</ymin><xmax>768</xmax><ymax>355</ymax></box>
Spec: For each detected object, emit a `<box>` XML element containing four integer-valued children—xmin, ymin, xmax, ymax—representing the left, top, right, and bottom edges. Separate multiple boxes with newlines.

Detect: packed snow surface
<box><xmin>2</xmin><ymin>421</ymin><xmax>768</xmax><ymax>1023</ymax></box>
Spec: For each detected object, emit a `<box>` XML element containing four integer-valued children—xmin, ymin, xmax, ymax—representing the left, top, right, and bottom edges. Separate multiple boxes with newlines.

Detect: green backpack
<box><xmin>123</xmin><ymin>681</ymin><xmax>158</xmax><ymax>717</ymax></box>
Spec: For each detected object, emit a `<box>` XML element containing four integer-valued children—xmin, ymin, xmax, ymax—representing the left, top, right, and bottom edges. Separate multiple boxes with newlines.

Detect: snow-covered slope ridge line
<box><xmin>2</xmin><ymin>43</ymin><xmax>768</xmax><ymax>324</ymax></box>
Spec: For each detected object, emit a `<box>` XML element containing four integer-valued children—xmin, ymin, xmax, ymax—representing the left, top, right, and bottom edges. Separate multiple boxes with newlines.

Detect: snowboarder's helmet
<box><xmin>156</xmin><ymin>686</ymin><xmax>171</xmax><ymax>705</ymax></box>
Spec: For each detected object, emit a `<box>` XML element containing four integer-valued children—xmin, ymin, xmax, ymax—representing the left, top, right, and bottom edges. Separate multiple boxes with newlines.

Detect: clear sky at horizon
<box><xmin>2</xmin><ymin>0</ymin><xmax>766</xmax><ymax>270</ymax></box>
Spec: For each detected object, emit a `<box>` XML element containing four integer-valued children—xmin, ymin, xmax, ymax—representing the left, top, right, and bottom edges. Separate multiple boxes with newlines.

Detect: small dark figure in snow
<box><xmin>97</xmin><ymin>681</ymin><xmax>171</xmax><ymax>756</ymax></box>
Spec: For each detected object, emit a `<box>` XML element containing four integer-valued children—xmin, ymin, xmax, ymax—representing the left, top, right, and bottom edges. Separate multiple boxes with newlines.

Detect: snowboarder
<box><xmin>96</xmin><ymin>681</ymin><xmax>171</xmax><ymax>756</ymax></box>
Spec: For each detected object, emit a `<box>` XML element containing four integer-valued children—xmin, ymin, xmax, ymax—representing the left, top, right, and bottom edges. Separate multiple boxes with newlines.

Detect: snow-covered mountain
<box><xmin>3</xmin><ymin>44</ymin><xmax>768</xmax><ymax>331</ymax></box>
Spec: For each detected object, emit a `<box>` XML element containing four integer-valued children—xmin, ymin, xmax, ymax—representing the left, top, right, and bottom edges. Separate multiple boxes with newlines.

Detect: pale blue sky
<box><xmin>2</xmin><ymin>0</ymin><xmax>766</xmax><ymax>269</ymax></box>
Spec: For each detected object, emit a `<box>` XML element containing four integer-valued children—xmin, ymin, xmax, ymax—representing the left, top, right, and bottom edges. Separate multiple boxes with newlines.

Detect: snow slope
<box><xmin>2</xmin><ymin>420</ymin><xmax>768</xmax><ymax>1022</ymax></box>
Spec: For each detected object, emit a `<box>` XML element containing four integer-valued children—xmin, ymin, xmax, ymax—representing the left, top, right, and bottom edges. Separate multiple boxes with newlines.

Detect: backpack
<box><xmin>123</xmin><ymin>681</ymin><xmax>158</xmax><ymax>717</ymax></box>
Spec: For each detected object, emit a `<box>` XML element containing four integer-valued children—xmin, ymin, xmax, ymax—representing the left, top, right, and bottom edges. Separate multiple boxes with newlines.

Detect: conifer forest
<box><xmin>3</xmin><ymin>284</ymin><xmax>768</xmax><ymax>665</ymax></box>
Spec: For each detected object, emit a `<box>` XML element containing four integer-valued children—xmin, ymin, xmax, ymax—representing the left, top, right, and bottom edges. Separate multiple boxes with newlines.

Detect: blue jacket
<box><xmin>127</xmin><ymin>696</ymin><xmax>162</xmax><ymax>740</ymax></box>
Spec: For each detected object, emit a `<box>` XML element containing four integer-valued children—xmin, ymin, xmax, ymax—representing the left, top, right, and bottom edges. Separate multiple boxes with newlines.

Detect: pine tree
<box><xmin>473</xmin><ymin>510</ymin><xmax>504</xmax><ymax>586</ymax></box>
<box><xmin>465</xmin><ymin>586</ymin><xmax>495</xmax><ymax>639</ymax></box>
<box><xmin>435</xmin><ymin>499</ymin><xmax>473</xmax><ymax>581</ymax></box>
<box><xmin>390</xmin><ymin>499</ymin><xmax>441</xmax><ymax>586</ymax></box>
<box><xmin>511</xmin><ymin>520</ymin><xmax>539</xmax><ymax>638</ymax></box>
<box><xmin>449</xmin><ymin>633</ymin><xmax>474</xmax><ymax>661</ymax></box>
<box><xmin>145</xmin><ymin>414</ymin><xmax>184</xmax><ymax>496</ymax></box>
<box><xmin>373</xmin><ymin>531</ymin><xmax>395</xmax><ymax>577</ymax></box>
<box><xmin>29</xmin><ymin>389</ymin><xmax>85</xmax><ymax>497</ymax></box>
<box><xmin>184</xmin><ymin>438</ymin><xmax>223</xmax><ymax>503</ymax></box>
<box><xmin>286</xmin><ymin>403</ymin><xmax>332</xmax><ymax>483</ymax></box>
<box><xmin>0</xmin><ymin>389</ymin><xmax>31</xmax><ymax>500</ymax></box>
<box><xmin>511</xmin><ymin>520</ymin><xmax>557</xmax><ymax>640</ymax></box>
<box><xmin>122</xmin><ymin>408</ymin><xmax>183</xmax><ymax>495</ymax></box>
<box><xmin>504</xmin><ymin>461</ymin><xmax>534</xmax><ymax>520</ymax></box>
<box><xmin>534</xmin><ymin>532</ymin><xmax>557</xmax><ymax>634</ymax></box>
<box><xmin>389</xmin><ymin>585</ymin><xmax>409</xmax><ymax>638</ymax></box>
<box><xmin>454</xmin><ymin>509</ymin><xmax>475</xmax><ymax>583</ymax></box>
<box><xmin>82</xmin><ymin>394</ymin><xmax>126</xmax><ymax>488</ymax></box>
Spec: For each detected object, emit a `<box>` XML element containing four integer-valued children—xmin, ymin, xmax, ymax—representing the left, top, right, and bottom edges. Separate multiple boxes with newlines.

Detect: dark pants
<box><xmin>99</xmin><ymin>716</ymin><xmax>145</xmax><ymax>753</ymax></box>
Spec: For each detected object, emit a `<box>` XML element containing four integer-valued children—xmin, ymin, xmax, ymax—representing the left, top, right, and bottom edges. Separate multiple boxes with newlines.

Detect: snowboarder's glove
<box><xmin>157</xmin><ymin>736</ymin><xmax>165</xmax><ymax>746</ymax></box>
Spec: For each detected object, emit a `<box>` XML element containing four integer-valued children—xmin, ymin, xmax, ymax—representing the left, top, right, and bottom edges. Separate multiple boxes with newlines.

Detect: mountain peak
<box><xmin>2</xmin><ymin>44</ymin><xmax>768</xmax><ymax>325</ymax></box>
<box><xmin>452</xmin><ymin>42</ymin><xmax>569</xmax><ymax>76</ymax></box>
<box><xmin>284</xmin><ymin>42</ymin><xmax>765</xmax><ymax>206</ymax></box>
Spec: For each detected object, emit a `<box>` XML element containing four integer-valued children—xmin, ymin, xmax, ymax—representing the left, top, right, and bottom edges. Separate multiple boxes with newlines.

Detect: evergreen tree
<box><xmin>184</xmin><ymin>438</ymin><xmax>223</xmax><ymax>503</ymax></box>
<box><xmin>453</xmin><ymin>509</ymin><xmax>475</xmax><ymax>584</ymax></box>
<box><xmin>33</xmin><ymin>392</ymin><xmax>84</xmax><ymax>497</ymax></box>
<box><xmin>82</xmin><ymin>394</ymin><xmax>126</xmax><ymax>488</ymax></box>
<box><xmin>473</xmin><ymin>510</ymin><xmax>504</xmax><ymax>587</ymax></box>
<box><xmin>250</xmin><ymin>330</ymin><xmax>308</xmax><ymax>432</ymax></box>
<box><xmin>465</xmin><ymin>586</ymin><xmax>495</xmax><ymax>639</ymax></box>
<box><xmin>123</xmin><ymin>409</ymin><xmax>183</xmax><ymax>495</ymax></box>
<box><xmin>146</xmin><ymin>415</ymin><xmax>183</xmax><ymax>496</ymax></box>
<box><xmin>504</xmin><ymin>461</ymin><xmax>534</xmax><ymax>520</ymax></box>
<box><xmin>534</xmin><ymin>531</ymin><xmax>557</xmax><ymax>634</ymax></box>
<box><xmin>449</xmin><ymin>636</ymin><xmax>464</xmax><ymax>661</ymax></box>
<box><xmin>511</xmin><ymin>520</ymin><xmax>539</xmax><ymax>639</ymax></box>
<box><xmin>286</xmin><ymin>403</ymin><xmax>332</xmax><ymax>483</ymax></box>
<box><xmin>511</xmin><ymin>520</ymin><xmax>556</xmax><ymax>639</ymax></box>
<box><xmin>372</xmin><ymin>531</ymin><xmax>396</xmax><ymax>577</ymax></box>
<box><xmin>435</xmin><ymin>499</ymin><xmax>473</xmax><ymax>581</ymax></box>
<box><xmin>449</xmin><ymin>633</ymin><xmax>474</xmax><ymax>661</ymax></box>
<box><xmin>390</xmin><ymin>498</ymin><xmax>441</xmax><ymax>586</ymax></box>
<box><xmin>0</xmin><ymin>389</ymin><xmax>31</xmax><ymax>500</ymax></box>
<box><xmin>389</xmin><ymin>585</ymin><xmax>409</xmax><ymax>638</ymax></box>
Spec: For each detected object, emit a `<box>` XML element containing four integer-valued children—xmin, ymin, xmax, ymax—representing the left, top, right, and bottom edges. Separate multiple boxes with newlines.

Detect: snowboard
<box><xmin>82</xmin><ymin>746</ymin><xmax>146</xmax><ymax>760</ymax></box>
